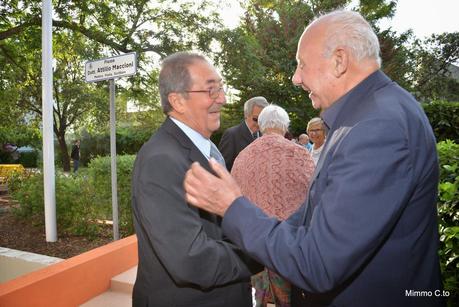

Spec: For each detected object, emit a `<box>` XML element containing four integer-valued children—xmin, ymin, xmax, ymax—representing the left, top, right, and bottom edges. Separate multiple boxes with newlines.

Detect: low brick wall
<box><xmin>0</xmin><ymin>235</ymin><xmax>138</xmax><ymax>307</ymax></box>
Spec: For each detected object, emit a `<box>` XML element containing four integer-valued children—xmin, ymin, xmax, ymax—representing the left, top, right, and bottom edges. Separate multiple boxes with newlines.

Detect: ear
<box><xmin>168</xmin><ymin>92</ymin><xmax>186</xmax><ymax>114</ymax></box>
<box><xmin>332</xmin><ymin>47</ymin><xmax>348</xmax><ymax>77</ymax></box>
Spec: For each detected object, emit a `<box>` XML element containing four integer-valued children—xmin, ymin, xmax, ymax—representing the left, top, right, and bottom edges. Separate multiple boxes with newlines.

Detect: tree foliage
<box><xmin>408</xmin><ymin>32</ymin><xmax>459</xmax><ymax>102</ymax></box>
<box><xmin>0</xmin><ymin>0</ymin><xmax>222</xmax><ymax>170</ymax></box>
<box><xmin>215</xmin><ymin>1</ymin><xmax>458</xmax><ymax>136</ymax></box>
<box><xmin>0</xmin><ymin>0</ymin><xmax>221</xmax><ymax>54</ymax></box>
<box><xmin>1</xmin><ymin>0</ymin><xmax>457</xmax><ymax>163</ymax></box>
<box><xmin>423</xmin><ymin>101</ymin><xmax>459</xmax><ymax>143</ymax></box>
<box><xmin>215</xmin><ymin>0</ymin><xmax>411</xmax><ymax>135</ymax></box>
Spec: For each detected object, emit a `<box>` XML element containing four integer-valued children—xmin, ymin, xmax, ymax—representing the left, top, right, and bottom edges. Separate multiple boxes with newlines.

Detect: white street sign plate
<box><xmin>85</xmin><ymin>52</ymin><xmax>137</xmax><ymax>82</ymax></box>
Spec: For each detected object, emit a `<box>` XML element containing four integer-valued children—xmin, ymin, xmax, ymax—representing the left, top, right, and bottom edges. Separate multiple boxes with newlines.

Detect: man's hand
<box><xmin>184</xmin><ymin>158</ymin><xmax>242</xmax><ymax>216</ymax></box>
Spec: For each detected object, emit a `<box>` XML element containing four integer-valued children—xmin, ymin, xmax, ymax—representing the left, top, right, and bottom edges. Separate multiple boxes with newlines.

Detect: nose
<box><xmin>292</xmin><ymin>67</ymin><xmax>302</xmax><ymax>86</ymax></box>
<box><xmin>216</xmin><ymin>89</ymin><xmax>226</xmax><ymax>105</ymax></box>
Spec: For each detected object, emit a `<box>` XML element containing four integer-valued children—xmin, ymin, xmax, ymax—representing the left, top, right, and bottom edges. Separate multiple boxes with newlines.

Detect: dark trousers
<box><xmin>73</xmin><ymin>159</ymin><xmax>79</xmax><ymax>172</ymax></box>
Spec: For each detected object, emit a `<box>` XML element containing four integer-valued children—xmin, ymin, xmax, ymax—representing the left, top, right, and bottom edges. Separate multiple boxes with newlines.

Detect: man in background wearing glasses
<box><xmin>131</xmin><ymin>51</ymin><xmax>259</xmax><ymax>307</ymax></box>
<box><xmin>306</xmin><ymin>117</ymin><xmax>327</xmax><ymax>165</ymax></box>
<box><xmin>218</xmin><ymin>96</ymin><xmax>269</xmax><ymax>171</ymax></box>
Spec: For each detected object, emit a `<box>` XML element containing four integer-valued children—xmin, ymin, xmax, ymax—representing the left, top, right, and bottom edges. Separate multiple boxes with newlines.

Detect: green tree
<box><xmin>408</xmin><ymin>32</ymin><xmax>459</xmax><ymax>102</ymax></box>
<box><xmin>215</xmin><ymin>0</ymin><xmax>408</xmax><ymax>135</ymax></box>
<box><xmin>0</xmin><ymin>0</ymin><xmax>222</xmax><ymax>170</ymax></box>
<box><xmin>0</xmin><ymin>22</ymin><xmax>107</xmax><ymax>170</ymax></box>
<box><xmin>0</xmin><ymin>18</ymin><xmax>43</xmax><ymax>156</ymax></box>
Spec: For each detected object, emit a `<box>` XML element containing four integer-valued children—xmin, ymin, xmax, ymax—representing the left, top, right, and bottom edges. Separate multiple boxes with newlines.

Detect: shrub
<box><xmin>423</xmin><ymin>101</ymin><xmax>459</xmax><ymax>143</ymax></box>
<box><xmin>8</xmin><ymin>171</ymin><xmax>44</xmax><ymax>222</ymax></box>
<box><xmin>8</xmin><ymin>170</ymin><xmax>101</xmax><ymax>237</ymax></box>
<box><xmin>436</xmin><ymin>140</ymin><xmax>459</xmax><ymax>306</ymax></box>
<box><xmin>17</xmin><ymin>150</ymin><xmax>39</xmax><ymax>167</ymax></box>
<box><xmin>8</xmin><ymin>154</ymin><xmax>136</xmax><ymax>239</ymax></box>
<box><xmin>86</xmin><ymin>155</ymin><xmax>136</xmax><ymax>236</ymax></box>
<box><xmin>0</xmin><ymin>150</ymin><xmax>14</xmax><ymax>163</ymax></box>
<box><xmin>117</xmin><ymin>127</ymin><xmax>152</xmax><ymax>155</ymax></box>
<box><xmin>79</xmin><ymin>127</ymin><xmax>152</xmax><ymax>165</ymax></box>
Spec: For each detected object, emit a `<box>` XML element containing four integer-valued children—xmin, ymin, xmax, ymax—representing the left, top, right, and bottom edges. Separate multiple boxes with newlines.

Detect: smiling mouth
<box><xmin>301</xmin><ymin>85</ymin><xmax>311</xmax><ymax>93</ymax></box>
<box><xmin>209</xmin><ymin>106</ymin><xmax>222</xmax><ymax>113</ymax></box>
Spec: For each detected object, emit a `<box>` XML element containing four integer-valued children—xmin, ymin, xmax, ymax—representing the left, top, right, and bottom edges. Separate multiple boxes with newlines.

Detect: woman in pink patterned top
<box><xmin>231</xmin><ymin>105</ymin><xmax>315</xmax><ymax>306</ymax></box>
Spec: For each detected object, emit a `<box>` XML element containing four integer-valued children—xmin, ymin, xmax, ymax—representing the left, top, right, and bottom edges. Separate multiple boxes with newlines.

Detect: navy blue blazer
<box><xmin>221</xmin><ymin>71</ymin><xmax>444</xmax><ymax>306</ymax></box>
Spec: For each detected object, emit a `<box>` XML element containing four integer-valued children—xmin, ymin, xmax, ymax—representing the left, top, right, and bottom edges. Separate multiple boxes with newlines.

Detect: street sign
<box><xmin>84</xmin><ymin>52</ymin><xmax>138</xmax><ymax>240</ymax></box>
<box><xmin>85</xmin><ymin>52</ymin><xmax>137</xmax><ymax>83</ymax></box>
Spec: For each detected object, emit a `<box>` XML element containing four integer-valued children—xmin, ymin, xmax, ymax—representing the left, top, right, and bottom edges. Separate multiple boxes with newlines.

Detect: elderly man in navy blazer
<box><xmin>184</xmin><ymin>10</ymin><xmax>444</xmax><ymax>307</ymax></box>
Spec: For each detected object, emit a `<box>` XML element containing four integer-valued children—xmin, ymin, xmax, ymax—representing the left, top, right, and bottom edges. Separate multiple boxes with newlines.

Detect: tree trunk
<box><xmin>56</xmin><ymin>131</ymin><xmax>70</xmax><ymax>172</ymax></box>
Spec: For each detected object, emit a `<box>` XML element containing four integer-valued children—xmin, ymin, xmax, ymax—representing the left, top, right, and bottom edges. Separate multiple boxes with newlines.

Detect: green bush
<box><xmin>8</xmin><ymin>171</ymin><xmax>101</xmax><ymax>237</ymax></box>
<box><xmin>17</xmin><ymin>150</ymin><xmax>39</xmax><ymax>167</ymax></box>
<box><xmin>436</xmin><ymin>140</ymin><xmax>459</xmax><ymax>306</ymax></box>
<box><xmin>423</xmin><ymin>101</ymin><xmax>459</xmax><ymax>143</ymax></box>
<box><xmin>78</xmin><ymin>133</ymin><xmax>110</xmax><ymax>166</ymax></box>
<box><xmin>8</xmin><ymin>154</ymin><xmax>136</xmax><ymax>239</ymax></box>
<box><xmin>86</xmin><ymin>155</ymin><xmax>136</xmax><ymax>236</ymax></box>
<box><xmin>117</xmin><ymin>127</ymin><xmax>152</xmax><ymax>155</ymax></box>
<box><xmin>0</xmin><ymin>150</ymin><xmax>14</xmax><ymax>163</ymax></box>
<box><xmin>79</xmin><ymin>127</ymin><xmax>151</xmax><ymax>165</ymax></box>
<box><xmin>8</xmin><ymin>171</ymin><xmax>44</xmax><ymax>222</ymax></box>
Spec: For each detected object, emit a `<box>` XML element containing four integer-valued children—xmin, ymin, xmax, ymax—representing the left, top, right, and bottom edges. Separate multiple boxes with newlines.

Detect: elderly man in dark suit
<box><xmin>218</xmin><ymin>96</ymin><xmax>268</xmax><ymax>171</ymax></box>
<box><xmin>131</xmin><ymin>52</ymin><xmax>259</xmax><ymax>307</ymax></box>
<box><xmin>184</xmin><ymin>10</ymin><xmax>444</xmax><ymax>307</ymax></box>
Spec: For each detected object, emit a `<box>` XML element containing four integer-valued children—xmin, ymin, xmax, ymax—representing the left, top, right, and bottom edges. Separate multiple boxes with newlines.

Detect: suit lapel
<box><xmin>238</xmin><ymin>122</ymin><xmax>254</xmax><ymax>144</ymax></box>
<box><xmin>163</xmin><ymin>117</ymin><xmax>215</xmax><ymax>174</ymax></box>
<box><xmin>301</xmin><ymin>145</ymin><xmax>329</xmax><ymax>225</ymax></box>
<box><xmin>301</xmin><ymin>71</ymin><xmax>393</xmax><ymax>225</ymax></box>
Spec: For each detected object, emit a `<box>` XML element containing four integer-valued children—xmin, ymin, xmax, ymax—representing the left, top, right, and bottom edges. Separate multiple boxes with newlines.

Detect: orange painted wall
<box><xmin>0</xmin><ymin>235</ymin><xmax>138</xmax><ymax>307</ymax></box>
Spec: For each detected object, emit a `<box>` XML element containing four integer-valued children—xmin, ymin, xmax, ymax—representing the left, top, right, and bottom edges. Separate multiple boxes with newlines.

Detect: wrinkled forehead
<box><xmin>189</xmin><ymin>60</ymin><xmax>223</xmax><ymax>86</ymax></box>
<box><xmin>308</xmin><ymin>122</ymin><xmax>323</xmax><ymax>130</ymax></box>
<box><xmin>296</xmin><ymin>22</ymin><xmax>327</xmax><ymax>60</ymax></box>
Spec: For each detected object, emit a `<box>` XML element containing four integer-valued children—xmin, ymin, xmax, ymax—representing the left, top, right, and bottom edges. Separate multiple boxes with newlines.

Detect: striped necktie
<box><xmin>210</xmin><ymin>142</ymin><xmax>226</xmax><ymax>166</ymax></box>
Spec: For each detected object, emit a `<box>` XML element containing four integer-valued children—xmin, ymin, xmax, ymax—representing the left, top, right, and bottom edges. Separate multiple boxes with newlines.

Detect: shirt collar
<box><xmin>244</xmin><ymin>119</ymin><xmax>254</xmax><ymax>134</ymax></box>
<box><xmin>322</xmin><ymin>70</ymin><xmax>381</xmax><ymax>131</ymax></box>
<box><xmin>170</xmin><ymin>117</ymin><xmax>211</xmax><ymax>158</ymax></box>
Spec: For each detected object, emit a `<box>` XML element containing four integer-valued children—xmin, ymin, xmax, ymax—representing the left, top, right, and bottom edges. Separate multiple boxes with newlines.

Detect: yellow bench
<box><xmin>0</xmin><ymin>164</ymin><xmax>25</xmax><ymax>184</ymax></box>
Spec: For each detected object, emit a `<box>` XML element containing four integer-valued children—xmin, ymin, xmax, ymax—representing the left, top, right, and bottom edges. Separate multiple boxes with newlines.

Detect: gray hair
<box><xmin>159</xmin><ymin>52</ymin><xmax>208</xmax><ymax>114</ymax></box>
<box><xmin>298</xmin><ymin>133</ymin><xmax>309</xmax><ymax>142</ymax></box>
<box><xmin>312</xmin><ymin>10</ymin><xmax>381</xmax><ymax>67</ymax></box>
<box><xmin>307</xmin><ymin>117</ymin><xmax>325</xmax><ymax>131</ymax></box>
<box><xmin>243</xmin><ymin>96</ymin><xmax>269</xmax><ymax>118</ymax></box>
<box><xmin>258</xmin><ymin>104</ymin><xmax>290</xmax><ymax>134</ymax></box>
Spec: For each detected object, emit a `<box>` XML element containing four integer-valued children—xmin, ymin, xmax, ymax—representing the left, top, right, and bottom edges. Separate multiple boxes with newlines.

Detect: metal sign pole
<box><xmin>85</xmin><ymin>53</ymin><xmax>136</xmax><ymax>241</ymax></box>
<box><xmin>42</xmin><ymin>0</ymin><xmax>57</xmax><ymax>242</ymax></box>
<box><xmin>109</xmin><ymin>79</ymin><xmax>119</xmax><ymax>240</ymax></box>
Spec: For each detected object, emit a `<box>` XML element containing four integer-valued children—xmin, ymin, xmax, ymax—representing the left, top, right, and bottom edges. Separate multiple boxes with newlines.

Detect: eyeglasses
<box><xmin>308</xmin><ymin>129</ymin><xmax>323</xmax><ymax>134</ymax></box>
<box><xmin>252</xmin><ymin>117</ymin><xmax>258</xmax><ymax>122</ymax></box>
<box><xmin>184</xmin><ymin>86</ymin><xmax>226</xmax><ymax>100</ymax></box>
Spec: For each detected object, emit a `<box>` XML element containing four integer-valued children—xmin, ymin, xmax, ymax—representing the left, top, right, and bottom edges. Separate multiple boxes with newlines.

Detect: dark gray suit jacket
<box><xmin>131</xmin><ymin>117</ymin><xmax>256</xmax><ymax>307</ymax></box>
<box><xmin>221</xmin><ymin>71</ymin><xmax>444</xmax><ymax>306</ymax></box>
<box><xmin>218</xmin><ymin>121</ymin><xmax>254</xmax><ymax>171</ymax></box>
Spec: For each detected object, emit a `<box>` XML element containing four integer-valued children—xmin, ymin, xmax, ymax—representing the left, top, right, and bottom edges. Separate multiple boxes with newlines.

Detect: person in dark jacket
<box><xmin>131</xmin><ymin>51</ymin><xmax>259</xmax><ymax>307</ymax></box>
<box><xmin>218</xmin><ymin>96</ymin><xmax>268</xmax><ymax>171</ymax></box>
<box><xmin>70</xmin><ymin>140</ymin><xmax>80</xmax><ymax>173</ymax></box>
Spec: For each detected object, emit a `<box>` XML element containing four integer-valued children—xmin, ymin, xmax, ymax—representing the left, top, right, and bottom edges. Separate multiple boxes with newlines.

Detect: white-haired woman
<box><xmin>231</xmin><ymin>104</ymin><xmax>315</xmax><ymax>307</ymax></box>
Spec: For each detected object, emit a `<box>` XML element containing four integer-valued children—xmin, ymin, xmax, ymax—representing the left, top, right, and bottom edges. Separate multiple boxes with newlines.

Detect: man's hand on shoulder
<box><xmin>184</xmin><ymin>159</ymin><xmax>242</xmax><ymax>216</ymax></box>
